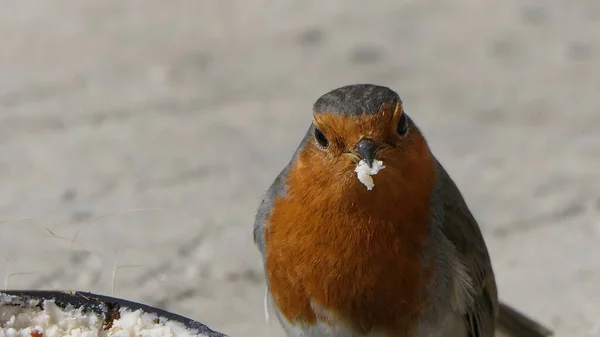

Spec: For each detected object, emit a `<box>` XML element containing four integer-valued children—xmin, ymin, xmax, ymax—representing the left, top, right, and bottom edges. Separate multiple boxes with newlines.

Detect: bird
<box><xmin>253</xmin><ymin>84</ymin><xmax>553</xmax><ymax>337</ymax></box>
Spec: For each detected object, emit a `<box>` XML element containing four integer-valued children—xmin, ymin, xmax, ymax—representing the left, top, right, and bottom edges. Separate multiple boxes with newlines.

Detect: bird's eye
<box><xmin>397</xmin><ymin>113</ymin><xmax>408</xmax><ymax>136</ymax></box>
<box><xmin>314</xmin><ymin>127</ymin><xmax>329</xmax><ymax>148</ymax></box>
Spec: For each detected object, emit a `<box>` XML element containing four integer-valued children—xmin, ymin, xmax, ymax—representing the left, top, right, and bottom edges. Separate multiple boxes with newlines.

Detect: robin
<box><xmin>253</xmin><ymin>84</ymin><xmax>553</xmax><ymax>337</ymax></box>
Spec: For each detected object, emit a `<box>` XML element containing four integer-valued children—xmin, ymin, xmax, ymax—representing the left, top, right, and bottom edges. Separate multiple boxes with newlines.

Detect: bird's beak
<box><xmin>352</xmin><ymin>138</ymin><xmax>381</xmax><ymax>168</ymax></box>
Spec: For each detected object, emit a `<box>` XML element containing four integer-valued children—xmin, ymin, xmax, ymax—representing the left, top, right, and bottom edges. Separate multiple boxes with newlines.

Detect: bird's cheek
<box><xmin>322</xmin><ymin>160</ymin><xmax>356</xmax><ymax>186</ymax></box>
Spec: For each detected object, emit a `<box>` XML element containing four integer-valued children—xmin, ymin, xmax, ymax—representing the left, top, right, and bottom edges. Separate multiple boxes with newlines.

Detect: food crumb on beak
<box><xmin>354</xmin><ymin>159</ymin><xmax>385</xmax><ymax>190</ymax></box>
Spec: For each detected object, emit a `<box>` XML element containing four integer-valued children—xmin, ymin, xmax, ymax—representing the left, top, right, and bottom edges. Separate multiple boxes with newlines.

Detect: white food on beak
<box><xmin>354</xmin><ymin>159</ymin><xmax>385</xmax><ymax>190</ymax></box>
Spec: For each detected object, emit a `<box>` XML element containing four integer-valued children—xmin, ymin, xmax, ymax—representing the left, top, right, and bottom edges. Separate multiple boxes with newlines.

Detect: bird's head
<box><xmin>291</xmin><ymin>84</ymin><xmax>436</xmax><ymax>200</ymax></box>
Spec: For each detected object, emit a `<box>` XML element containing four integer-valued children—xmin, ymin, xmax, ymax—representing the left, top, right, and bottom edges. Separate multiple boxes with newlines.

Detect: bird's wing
<box><xmin>434</xmin><ymin>160</ymin><xmax>498</xmax><ymax>337</ymax></box>
<box><xmin>496</xmin><ymin>302</ymin><xmax>554</xmax><ymax>337</ymax></box>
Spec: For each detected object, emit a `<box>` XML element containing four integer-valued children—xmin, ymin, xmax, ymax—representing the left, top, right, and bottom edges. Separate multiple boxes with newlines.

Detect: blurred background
<box><xmin>0</xmin><ymin>1</ymin><xmax>599</xmax><ymax>336</ymax></box>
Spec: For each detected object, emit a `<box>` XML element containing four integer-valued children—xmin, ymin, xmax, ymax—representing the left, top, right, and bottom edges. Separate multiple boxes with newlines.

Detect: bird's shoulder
<box><xmin>253</xmin><ymin>163</ymin><xmax>290</xmax><ymax>259</ymax></box>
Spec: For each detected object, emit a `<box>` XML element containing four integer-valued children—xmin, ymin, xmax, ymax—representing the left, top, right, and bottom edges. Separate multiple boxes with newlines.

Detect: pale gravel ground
<box><xmin>0</xmin><ymin>1</ymin><xmax>599</xmax><ymax>336</ymax></box>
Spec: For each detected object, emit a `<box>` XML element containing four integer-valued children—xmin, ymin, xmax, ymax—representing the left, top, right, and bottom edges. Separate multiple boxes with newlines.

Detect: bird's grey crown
<box><xmin>313</xmin><ymin>84</ymin><xmax>401</xmax><ymax>116</ymax></box>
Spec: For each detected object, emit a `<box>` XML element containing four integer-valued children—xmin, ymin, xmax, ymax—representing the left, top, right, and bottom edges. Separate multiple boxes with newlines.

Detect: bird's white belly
<box><xmin>265</xmin><ymin>289</ymin><xmax>467</xmax><ymax>337</ymax></box>
<box><xmin>271</xmin><ymin>303</ymin><xmax>468</xmax><ymax>337</ymax></box>
<box><xmin>277</xmin><ymin>316</ymin><xmax>467</xmax><ymax>337</ymax></box>
<box><xmin>276</xmin><ymin>313</ymin><xmax>386</xmax><ymax>337</ymax></box>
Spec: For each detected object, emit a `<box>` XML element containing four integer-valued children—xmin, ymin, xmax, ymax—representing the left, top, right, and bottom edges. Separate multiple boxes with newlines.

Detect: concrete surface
<box><xmin>0</xmin><ymin>0</ymin><xmax>599</xmax><ymax>336</ymax></box>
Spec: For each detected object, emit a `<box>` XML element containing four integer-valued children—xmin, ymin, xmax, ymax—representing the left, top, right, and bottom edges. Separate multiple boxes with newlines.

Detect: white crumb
<box><xmin>354</xmin><ymin>159</ymin><xmax>385</xmax><ymax>190</ymax></box>
<box><xmin>0</xmin><ymin>294</ymin><xmax>208</xmax><ymax>337</ymax></box>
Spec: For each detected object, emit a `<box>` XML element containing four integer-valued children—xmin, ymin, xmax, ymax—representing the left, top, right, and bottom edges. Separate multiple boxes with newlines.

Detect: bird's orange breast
<box><xmin>264</xmin><ymin>130</ymin><xmax>437</xmax><ymax>336</ymax></box>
